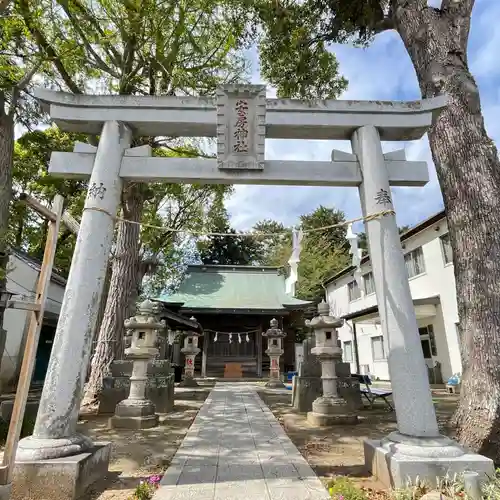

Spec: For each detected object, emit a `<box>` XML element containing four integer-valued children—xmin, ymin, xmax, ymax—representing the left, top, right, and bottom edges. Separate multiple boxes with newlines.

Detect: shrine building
<box><xmin>155</xmin><ymin>264</ymin><xmax>312</xmax><ymax>378</ymax></box>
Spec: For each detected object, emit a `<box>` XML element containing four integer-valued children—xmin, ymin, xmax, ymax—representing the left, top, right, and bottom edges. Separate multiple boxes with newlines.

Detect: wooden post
<box><xmin>0</xmin><ymin>194</ymin><xmax>79</xmax><ymax>486</ymax></box>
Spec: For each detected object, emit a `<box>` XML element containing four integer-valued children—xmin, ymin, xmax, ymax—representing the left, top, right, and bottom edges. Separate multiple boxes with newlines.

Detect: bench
<box><xmin>354</xmin><ymin>374</ymin><xmax>394</xmax><ymax>411</ymax></box>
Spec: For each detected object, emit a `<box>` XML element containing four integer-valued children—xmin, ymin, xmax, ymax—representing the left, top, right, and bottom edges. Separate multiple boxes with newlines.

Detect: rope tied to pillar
<box><xmin>81</xmin><ymin>206</ymin><xmax>396</xmax><ymax>238</ymax></box>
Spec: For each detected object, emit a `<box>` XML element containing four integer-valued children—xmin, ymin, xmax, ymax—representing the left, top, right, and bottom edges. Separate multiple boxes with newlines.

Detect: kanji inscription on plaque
<box><xmin>217</xmin><ymin>84</ymin><xmax>266</xmax><ymax>170</ymax></box>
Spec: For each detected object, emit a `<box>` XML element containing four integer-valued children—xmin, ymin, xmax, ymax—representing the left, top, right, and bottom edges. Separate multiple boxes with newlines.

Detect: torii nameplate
<box><xmin>216</xmin><ymin>84</ymin><xmax>266</xmax><ymax>171</ymax></box>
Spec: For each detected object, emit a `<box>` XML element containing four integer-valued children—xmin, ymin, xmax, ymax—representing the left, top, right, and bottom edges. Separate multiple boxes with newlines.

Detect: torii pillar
<box><xmin>353</xmin><ymin>125</ymin><xmax>493</xmax><ymax>487</ymax></box>
<box><xmin>13</xmin><ymin>127</ymin><xmax>152</xmax><ymax>500</ymax></box>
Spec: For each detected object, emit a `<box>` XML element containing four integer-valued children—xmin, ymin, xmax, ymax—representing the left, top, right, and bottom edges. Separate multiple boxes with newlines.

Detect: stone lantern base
<box><xmin>178</xmin><ymin>376</ymin><xmax>199</xmax><ymax>388</ymax></box>
<box><xmin>307</xmin><ymin>396</ymin><xmax>358</xmax><ymax>426</ymax></box>
<box><xmin>265</xmin><ymin>379</ymin><xmax>286</xmax><ymax>389</ymax></box>
<box><xmin>109</xmin><ymin>399</ymin><xmax>159</xmax><ymax>430</ymax></box>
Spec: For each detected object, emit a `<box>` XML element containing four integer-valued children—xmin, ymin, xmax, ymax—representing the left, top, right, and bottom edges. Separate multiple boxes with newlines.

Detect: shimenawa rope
<box><xmin>82</xmin><ymin>206</ymin><xmax>395</xmax><ymax>238</ymax></box>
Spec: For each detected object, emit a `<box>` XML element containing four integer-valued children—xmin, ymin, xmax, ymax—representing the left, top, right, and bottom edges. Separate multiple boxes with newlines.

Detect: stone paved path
<box><xmin>154</xmin><ymin>383</ymin><xmax>331</xmax><ymax>500</ymax></box>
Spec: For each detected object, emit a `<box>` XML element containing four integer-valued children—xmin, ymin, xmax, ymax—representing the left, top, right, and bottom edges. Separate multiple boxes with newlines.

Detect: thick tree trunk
<box><xmin>0</xmin><ymin>107</ymin><xmax>14</xmax><ymax>379</ymax></box>
<box><xmin>85</xmin><ymin>262</ymin><xmax>112</xmax><ymax>380</ymax></box>
<box><xmin>395</xmin><ymin>3</ymin><xmax>500</xmax><ymax>460</ymax></box>
<box><xmin>81</xmin><ymin>184</ymin><xmax>144</xmax><ymax>411</ymax></box>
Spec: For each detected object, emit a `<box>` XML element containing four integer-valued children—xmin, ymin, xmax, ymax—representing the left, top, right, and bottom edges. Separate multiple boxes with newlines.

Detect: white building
<box><xmin>325</xmin><ymin>210</ymin><xmax>461</xmax><ymax>384</ymax></box>
<box><xmin>1</xmin><ymin>248</ymin><xmax>65</xmax><ymax>389</ymax></box>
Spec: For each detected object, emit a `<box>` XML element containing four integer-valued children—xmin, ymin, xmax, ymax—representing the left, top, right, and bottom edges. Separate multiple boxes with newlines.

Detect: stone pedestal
<box><xmin>364</xmin><ymin>435</ymin><xmax>494</xmax><ymax>489</ymax></box>
<box><xmin>12</xmin><ymin>443</ymin><xmax>111</xmax><ymax>500</ymax></box>
<box><xmin>306</xmin><ymin>302</ymin><xmax>358</xmax><ymax>426</ymax></box>
<box><xmin>110</xmin><ymin>399</ymin><xmax>158</xmax><ymax>430</ymax></box>
<box><xmin>172</xmin><ymin>338</ymin><xmax>181</xmax><ymax>366</ymax></box>
<box><xmin>337</xmin><ymin>362</ymin><xmax>363</xmax><ymax>411</ymax></box>
<box><xmin>292</xmin><ymin>332</ymin><xmax>322</xmax><ymax>412</ymax></box>
<box><xmin>353</xmin><ymin>124</ymin><xmax>493</xmax><ymax>484</ymax></box>
<box><xmin>179</xmin><ymin>323</ymin><xmax>203</xmax><ymax>387</ymax></box>
<box><xmin>110</xmin><ymin>300</ymin><xmax>164</xmax><ymax>430</ymax></box>
<box><xmin>99</xmin><ymin>360</ymin><xmax>174</xmax><ymax>414</ymax></box>
<box><xmin>263</xmin><ymin>318</ymin><xmax>286</xmax><ymax>388</ymax></box>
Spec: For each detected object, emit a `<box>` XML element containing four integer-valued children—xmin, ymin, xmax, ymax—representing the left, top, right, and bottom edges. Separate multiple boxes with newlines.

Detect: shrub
<box><xmin>391</xmin><ymin>474</ymin><xmax>466</xmax><ymax>500</ymax></box>
<box><xmin>482</xmin><ymin>468</ymin><xmax>500</xmax><ymax>500</ymax></box>
<box><xmin>328</xmin><ymin>476</ymin><xmax>369</xmax><ymax>500</ymax></box>
<box><xmin>131</xmin><ymin>475</ymin><xmax>162</xmax><ymax>500</ymax></box>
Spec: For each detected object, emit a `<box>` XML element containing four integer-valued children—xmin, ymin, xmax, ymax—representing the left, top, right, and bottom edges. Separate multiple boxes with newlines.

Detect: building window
<box><xmin>440</xmin><ymin>233</ymin><xmax>453</xmax><ymax>265</ymax></box>
<box><xmin>363</xmin><ymin>272</ymin><xmax>375</xmax><ymax>295</ymax></box>
<box><xmin>404</xmin><ymin>247</ymin><xmax>426</xmax><ymax>278</ymax></box>
<box><xmin>343</xmin><ymin>341</ymin><xmax>353</xmax><ymax>362</ymax></box>
<box><xmin>371</xmin><ymin>335</ymin><xmax>386</xmax><ymax>361</ymax></box>
<box><xmin>348</xmin><ymin>280</ymin><xmax>361</xmax><ymax>302</ymax></box>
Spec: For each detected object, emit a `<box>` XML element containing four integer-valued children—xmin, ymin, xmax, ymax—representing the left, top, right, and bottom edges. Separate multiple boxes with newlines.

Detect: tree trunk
<box><xmin>81</xmin><ymin>183</ymin><xmax>144</xmax><ymax>411</ymax></box>
<box><xmin>395</xmin><ymin>3</ymin><xmax>500</xmax><ymax>461</ymax></box>
<box><xmin>85</xmin><ymin>262</ymin><xmax>112</xmax><ymax>380</ymax></box>
<box><xmin>0</xmin><ymin>105</ymin><xmax>14</xmax><ymax>376</ymax></box>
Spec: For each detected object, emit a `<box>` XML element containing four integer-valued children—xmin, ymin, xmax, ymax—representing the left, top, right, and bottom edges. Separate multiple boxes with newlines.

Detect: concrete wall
<box><xmin>326</xmin><ymin>216</ymin><xmax>461</xmax><ymax>382</ymax></box>
<box><xmin>1</xmin><ymin>252</ymin><xmax>65</xmax><ymax>387</ymax></box>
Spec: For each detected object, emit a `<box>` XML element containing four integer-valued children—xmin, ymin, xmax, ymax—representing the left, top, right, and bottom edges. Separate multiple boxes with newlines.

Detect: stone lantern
<box><xmin>262</xmin><ymin>318</ymin><xmax>287</xmax><ymax>388</ymax></box>
<box><xmin>307</xmin><ymin>301</ymin><xmax>358</xmax><ymax>426</ymax></box>
<box><xmin>180</xmin><ymin>318</ymin><xmax>203</xmax><ymax>387</ymax></box>
<box><xmin>110</xmin><ymin>299</ymin><xmax>164</xmax><ymax>429</ymax></box>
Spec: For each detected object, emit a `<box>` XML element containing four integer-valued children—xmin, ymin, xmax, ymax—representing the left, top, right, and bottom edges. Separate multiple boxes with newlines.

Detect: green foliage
<box><xmin>252</xmin><ymin>0</ymin><xmax>347</xmax><ymax>99</ymax></box>
<box><xmin>297</xmin><ymin>239</ymin><xmax>349</xmax><ymax>301</ymax></box>
<box><xmin>9</xmin><ymin>127</ymin><xmax>88</xmax><ymax>275</ymax></box>
<box><xmin>198</xmin><ymin>199</ymin><xmax>262</xmax><ymax>266</ymax></box>
<box><xmin>390</xmin><ymin>474</ymin><xmax>470</xmax><ymax>500</ymax></box>
<box><xmin>482</xmin><ymin>469</ymin><xmax>500</xmax><ymax>500</ymax></box>
<box><xmin>0</xmin><ymin>1</ymin><xmax>45</xmax><ymax>127</ymax></box>
<box><xmin>253</xmin><ymin>219</ymin><xmax>290</xmax><ymax>267</ymax></box>
<box><xmin>132</xmin><ymin>481</ymin><xmax>155</xmax><ymax>500</ymax></box>
<box><xmin>131</xmin><ymin>475</ymin><xmax>162</xmax><ymax>500</ymax></box>
<box><xmin>20</xmin><ymin>0</ymin><xmax>252</xmax><ymax>97</ymax></box>
<box><xmin>256</xmin><ymin>205</ymin><xmax>350</xmax><ymax>301</ymax></box>
<box><xmin>327</xmin><ymin>476</ymin><xmax>368</xmax><ymax>500</ymax></box>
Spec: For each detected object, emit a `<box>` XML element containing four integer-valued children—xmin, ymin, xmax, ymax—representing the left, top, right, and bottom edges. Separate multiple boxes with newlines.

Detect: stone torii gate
<box><xmin>14</xmin><ymin>85</ymin><xmax>492</xmax><ymax>496</ymax></box>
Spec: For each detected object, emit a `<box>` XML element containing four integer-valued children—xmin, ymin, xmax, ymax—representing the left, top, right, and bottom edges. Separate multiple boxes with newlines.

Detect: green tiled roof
<box><xmin>155</xmin><ymin>265</ymin><xmax>311</xmax><ymax>311</ymax></box>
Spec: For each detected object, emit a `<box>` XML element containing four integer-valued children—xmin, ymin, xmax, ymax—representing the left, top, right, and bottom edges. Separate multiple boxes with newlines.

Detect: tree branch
<box><xmin>18</xmin><ymin>0</ymin><xmax>83</xmax><ymax>95</ymax></box>
<box><xmin>65</xmin><ymin>0</ymin><xmax>122</xmax><ymax>66</ymax></box>
<box><xmin>56</xmin><ymin>0</ymin><xmax>121</xmax><ymax>79</ymax></box>
<box><xmin>161</xmin><ymin>143</ymin><xmax>216</xmax><ymax>159</ymax></box>
<box><xmin>9</xmin><ymin>59</ymin><xmax>42</xmax><ymax>116</ymax></box>
<box><xmin>373</xmin><ymin>15</ymin><xmax>395</xmax><ymax>33</ymax></box>
<box><xmin>441</xmin><ymin>0</ymin><xmax>475</xmax><ymax>18</ymax></box>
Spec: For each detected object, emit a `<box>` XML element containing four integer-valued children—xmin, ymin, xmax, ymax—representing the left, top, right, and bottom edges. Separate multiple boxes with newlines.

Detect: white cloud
<box><xmin>227</xmin><ymin>0</ymin><xmax>500</xmax><ymax>233</ymax></box>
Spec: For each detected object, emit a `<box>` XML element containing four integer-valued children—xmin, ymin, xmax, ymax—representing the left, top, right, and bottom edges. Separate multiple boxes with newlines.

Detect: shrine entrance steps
<box><xmin>154</xmin><ymin>382</ymin><xmax>330</xmax><ymax>500</ymax></box>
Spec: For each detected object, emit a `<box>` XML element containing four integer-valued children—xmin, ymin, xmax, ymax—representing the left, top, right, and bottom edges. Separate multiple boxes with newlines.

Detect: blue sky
<box><xmin>226</xmin><ymin>0</ymin><xmax>500</xmax><ymax>233</ymax></box>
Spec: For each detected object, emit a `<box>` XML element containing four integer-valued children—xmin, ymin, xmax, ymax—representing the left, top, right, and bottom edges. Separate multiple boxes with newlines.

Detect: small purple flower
<box><xmin>338</xmin><ymin>495</ymin><xmax>344</xmax><ymax>500</ymax></box>
<box><xmin>148</xmin><ymin>474</ymin><xmax>162</xmax><ymax>485</ymax></box>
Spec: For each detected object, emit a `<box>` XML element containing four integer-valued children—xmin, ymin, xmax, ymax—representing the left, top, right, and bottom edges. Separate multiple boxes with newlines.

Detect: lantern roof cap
<box><xmin>263</xmin><ymin>318</ymin><xmax>286</xmax><ymax>337</ymax></box>
<box><xmin>309</xmin><ymin>301</ymin><xmax>343</xmax><ymax>329</ymax></box>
